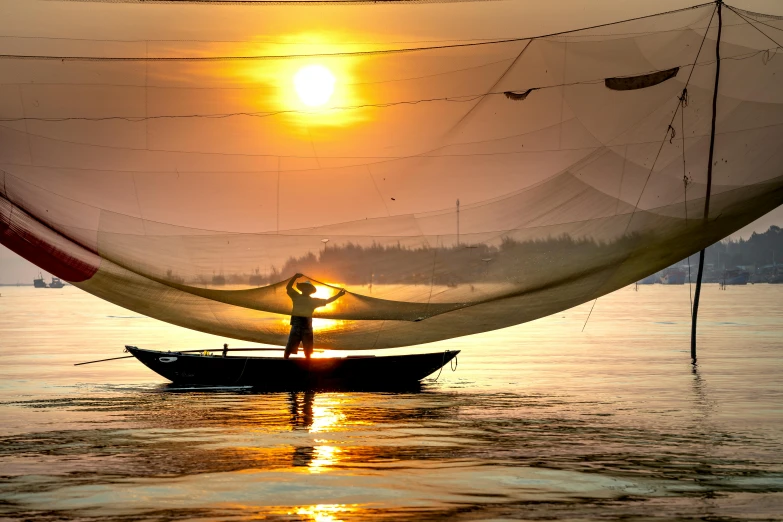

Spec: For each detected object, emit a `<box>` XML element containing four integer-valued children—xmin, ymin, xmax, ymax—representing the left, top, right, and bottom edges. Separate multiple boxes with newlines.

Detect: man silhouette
<box><xmin>284</xmin><ymin>273</ymin><xmax>345</xmax><ymax>360</ymax></box>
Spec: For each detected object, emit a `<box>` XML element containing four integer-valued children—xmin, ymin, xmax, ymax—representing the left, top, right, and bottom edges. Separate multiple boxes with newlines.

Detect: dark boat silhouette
<box><xmin>126</xmin><ymin>345</ymin><xmax>458</xmax><ymax>390</ymax></box>
<box><xmin>49</xmin><ymin>277</ymin><xmax>64</xmax><ymax>289</ymax></box>
<box><xmin>33</xmin><ymin>273</ymin><xmax>47</xmax><ymax>288</ymax></box>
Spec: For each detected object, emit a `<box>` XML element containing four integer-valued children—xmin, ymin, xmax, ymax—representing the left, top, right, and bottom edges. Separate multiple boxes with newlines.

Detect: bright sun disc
<box><xmin>294</xmin><ymin>65</ymin><xmax>336</xmax><ymax>107</ymax></box>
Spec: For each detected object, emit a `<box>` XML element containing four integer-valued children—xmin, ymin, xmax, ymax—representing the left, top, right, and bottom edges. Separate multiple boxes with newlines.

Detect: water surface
<box><xmin>1</xmin><ymin>284</ymin><xmax>782</xmax><ymax>520</ymax></box>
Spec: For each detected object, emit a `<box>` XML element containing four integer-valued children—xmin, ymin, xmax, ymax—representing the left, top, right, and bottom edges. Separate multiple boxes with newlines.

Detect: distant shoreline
<box><xmin>0</xmin><ymin>283</ymin><xmax>71</xmax><ymax>287</ymax></box>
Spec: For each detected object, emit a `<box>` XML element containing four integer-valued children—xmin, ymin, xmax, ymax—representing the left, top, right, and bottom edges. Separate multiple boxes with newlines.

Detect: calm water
<box><xmin>0</xmin><ymin>284</ymin><xmax>782</xmax><ymax>521</ymax></box>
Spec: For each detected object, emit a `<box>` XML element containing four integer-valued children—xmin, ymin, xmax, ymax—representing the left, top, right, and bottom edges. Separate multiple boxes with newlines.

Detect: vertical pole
<box><xmin>691</xmin><ymin>0</ymin><xmax>722</xmax><ymax>363</ymax></box>
<box><xmin>456</xmin><ymin>199</ymin><xmax>460</xmax><ymax>247</ymax></box>
<box><xmin>144</xmin><ymin>41</ymin><xmax>149</xmax><ymax>151</ymax></box>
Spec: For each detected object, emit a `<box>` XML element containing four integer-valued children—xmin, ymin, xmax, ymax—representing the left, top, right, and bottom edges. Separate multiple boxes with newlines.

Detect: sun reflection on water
<box><xmin>289</xmin><ymin>393</ymin><xmax>347</xmax><ymax>433</ymax></box>
<box><xmin>293</xmin><ymin>504</ymin><xmax>358</xmax><ymax>522</ymax></box>
<box><xmin>308</xmin><ymin>445</ymin><xmax>342</xmax><ymax>474</ymax></box>
<box><xmin>286</xmin><ymin>393</ymin><xmax>356</xmax><ymax>475</ymax></box>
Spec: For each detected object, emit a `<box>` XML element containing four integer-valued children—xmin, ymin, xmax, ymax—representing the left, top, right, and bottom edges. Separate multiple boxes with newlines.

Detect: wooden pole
<box><xmin>691</xmin><ymin>0</ymin><xmax>722</xmax><ymax>363</ymax></box>
<box><xmin>74</xmin><ymin>347</ymin><xmax>325</xmax><ymax>366</ymax></box>
<box><xmin>74</xmin><ymin>355</ymin><xmax>134</xmax><ymax>366</ymax></box>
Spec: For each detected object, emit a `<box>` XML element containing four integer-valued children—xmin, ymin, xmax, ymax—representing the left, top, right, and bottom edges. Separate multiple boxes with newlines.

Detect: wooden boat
<box><xmin>126</xmin><ymin>345</ymin><xmax>458</xmax><ymax>390</ymax></box>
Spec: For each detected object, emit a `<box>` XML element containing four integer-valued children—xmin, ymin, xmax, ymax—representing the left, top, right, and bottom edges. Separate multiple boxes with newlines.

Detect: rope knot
<box><xmin>679</xmin><ymin>88</ymin><xmax>689</xmax><ymax>108</ymax></box>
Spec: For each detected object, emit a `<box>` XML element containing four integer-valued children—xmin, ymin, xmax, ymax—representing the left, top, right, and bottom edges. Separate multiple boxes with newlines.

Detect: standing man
<box><xmin>285</xmin><ymin>273</ymin><xmax>345</xmax><ymax>360</ymax></box>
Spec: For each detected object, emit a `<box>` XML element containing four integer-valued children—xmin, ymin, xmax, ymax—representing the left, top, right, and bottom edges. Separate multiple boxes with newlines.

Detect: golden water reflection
<box><xmin>288</xmin><ymin>392</ymin><xmax>350</xmax><ymax>473</ymax></box>
<box><xmin>293</xmin><ymin>504</ymin><xmax>359</xmax><ymax>522</ymax></box>
<box><xmin>3</xmin><ymin>286</ymin><xmax>783</xmax><ymax>520</ymax></box>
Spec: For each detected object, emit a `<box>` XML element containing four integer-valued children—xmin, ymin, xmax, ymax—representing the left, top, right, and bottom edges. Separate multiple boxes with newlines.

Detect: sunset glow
<box><xmin>4</xmin><ymin>1</ymin><xmax>783</xmax><ymax>520</ymax></box>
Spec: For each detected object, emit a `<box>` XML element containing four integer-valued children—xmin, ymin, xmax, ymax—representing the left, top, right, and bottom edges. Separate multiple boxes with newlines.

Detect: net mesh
<box><xmin>1</xmin><ymin>1</ymin><xmax>782</xmax><ymax>349</ymax></box>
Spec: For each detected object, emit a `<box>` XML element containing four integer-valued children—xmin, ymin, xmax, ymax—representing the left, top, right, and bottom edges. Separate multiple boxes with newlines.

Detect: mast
<box><xmin>691</xmin><ymin>0</ymin><xmax>723</xmax><ymax>363</ymax></box>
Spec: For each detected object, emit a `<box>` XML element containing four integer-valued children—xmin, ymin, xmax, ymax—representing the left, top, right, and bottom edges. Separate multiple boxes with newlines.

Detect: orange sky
<box><xmin>1</xmin><ymin>1</ymin><xmax>781</xmax><ymax>43</ymax></box>
<box><xmin>2</xmin><ymin>0</ymin><xmax>783</xmax><ymax>284</ymax></box>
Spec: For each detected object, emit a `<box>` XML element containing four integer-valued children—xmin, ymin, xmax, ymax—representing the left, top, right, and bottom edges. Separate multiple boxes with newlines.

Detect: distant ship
<box><xmin>637</xmin><ymin>273</ymin><xmax>658</xmax><ymax>285</ymax></box>
<box><xmin>659</xmin><ymin>267</ymin><xmax>686</xmax><ymax>285</ymax></box>
<box><xmin>33</xmin><ymin>273</ymin><xmax>47</xmax><ymax>288</ymax></box>
<box><xmin>49</xmin><ymin>277</ymin><xmax>65</xmax><ymax>289</ymax></box>
<box><xmin>722</xmin><ymin>269</ymin><xmax>750</xmax><ymax>286</ymax></box>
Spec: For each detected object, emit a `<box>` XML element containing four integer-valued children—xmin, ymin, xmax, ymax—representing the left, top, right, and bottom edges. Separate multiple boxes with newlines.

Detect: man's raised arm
<box><xmin>287</xmin><ymin>273</ymin><xmax>303</xmax><ymax>298</ymax></box>
<box><xmin>325</xmin><ymin>288</ymin><xmax>346</xmax><ymax>305</ymax></box>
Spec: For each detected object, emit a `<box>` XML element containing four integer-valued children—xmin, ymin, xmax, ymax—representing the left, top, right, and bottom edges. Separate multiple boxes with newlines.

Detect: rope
<box><xmin>1</xmin><ymin>45</ymin><xmax>777</xmax><ymax>124</ymax></box>
<box><xmin>444</xmin><ymin>39</ymin><xmax>532</xmax><ymax>136</ymax></box>
<box><xmin>680</xmin><ymin>88</ymin><xmax>694</xmax><ymax>318</ymax></box>
<box><xmin>450</xmin><ymin>354</ymin><xmax>458</xmax><ymax>372</ymax></box>
<box><xmin>581</xmin><ymin>298</ymin><xmax>598</xmax><ymax>332</ymax></box>
<box><xmin>431</xmin><ymin>350</ymin><xmax>448</xmax><ymax>381</ymax></box>
<box><xmin>232</xmin><ymin>357</ymin><xmax>250</xmax><ymax>385</ymax></box>
<box><xmin>727</xmin><ymin>5</ymin><xmax>783</xmax><ymax>50</ymax></box>
<box><xmin>421</xmin><ymin>238</ymin><xmax>439</xmax><ymax>321</ymax></box>
<box><xmin>626</xmin><ymin>4</ymin><xmax>717</xmax><ymax>221</ymax></box>
<box><xmin>761</xmin><ymin>47</ymin><xmax>782</xmax><ymax>65</ymax></box>
<box><xmin>687</xmin><ymin>256</ymin><xmax>694</xmax><ymax>317</ymax></box>
<box><xmin>729</xmin><ymin>5</ymin><xmax>783</xmax><ymax>21</ymax></box>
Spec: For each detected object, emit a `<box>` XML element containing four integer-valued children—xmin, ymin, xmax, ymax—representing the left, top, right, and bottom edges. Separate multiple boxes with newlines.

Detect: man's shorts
<box><xmin>285</xmin><ymin>323</ymin><xmax>314</xmax><ymax>356</ymax></box>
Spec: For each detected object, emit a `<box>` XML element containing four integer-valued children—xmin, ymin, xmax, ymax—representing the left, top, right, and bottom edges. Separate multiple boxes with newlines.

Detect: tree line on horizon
<box><xmin>700</xmin><ymin>225</ymin><xmax>783</xmax><ymax>270</ymax></box>
<box><xmin>178</xmin><ymin>226</ymin><xmax>783</xmax><ymax>287</ymax></box>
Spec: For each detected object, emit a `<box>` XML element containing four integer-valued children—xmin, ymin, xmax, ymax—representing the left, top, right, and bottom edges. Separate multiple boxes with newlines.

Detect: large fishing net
<box><xmin>1</xmin><ymin>1</ymin><xmax>782</xmax><ymax>349</ymax></box>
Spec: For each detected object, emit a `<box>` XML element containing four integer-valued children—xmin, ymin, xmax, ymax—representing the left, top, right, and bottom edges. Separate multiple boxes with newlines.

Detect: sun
<box><xmin>294</xmin><ymin>64</ymin><xmax>336</xmax><ymax>107</ymax></box>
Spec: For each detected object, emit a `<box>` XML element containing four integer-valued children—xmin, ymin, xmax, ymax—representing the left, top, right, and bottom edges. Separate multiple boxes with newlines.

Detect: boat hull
<box><xmin>126</xmin><ymin>346</ymin><xmax>458</xmax><ymax>390</ymax></box>
<box><xmin>723</xmin><ymin>271</ymin><xmax>750</xmax><ymax>285</ymax></box>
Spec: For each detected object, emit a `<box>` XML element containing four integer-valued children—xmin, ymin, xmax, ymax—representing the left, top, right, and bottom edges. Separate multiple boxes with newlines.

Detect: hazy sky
<box><xmin>1</xmin><ymin>0</ymin><xmax>782</xmax><ymax>285</ymax></box>
<box><xmin>0</xmin><ymin>246</ymin><xmax>52</xmax><ymax>285</ymax></box>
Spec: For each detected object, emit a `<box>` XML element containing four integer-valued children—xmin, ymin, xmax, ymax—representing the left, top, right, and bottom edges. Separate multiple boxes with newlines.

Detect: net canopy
<box><xmin>1</xmin><ymin>0</ymin><xmax>782</xmax><ymax>349</ymax></box>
